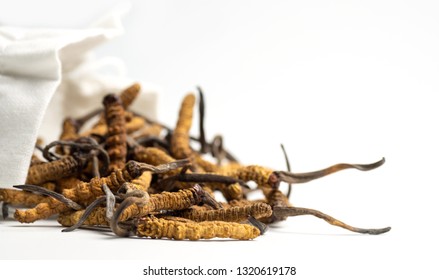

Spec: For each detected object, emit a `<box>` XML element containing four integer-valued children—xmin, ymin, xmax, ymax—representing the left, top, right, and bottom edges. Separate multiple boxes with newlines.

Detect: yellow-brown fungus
<box><xmin>103</xmin><ymin>94</ymin><xmax>127</xmax><ymax>172</ymax></box>
<box><xmin>136</xmin><ymin>215</ymin><xmax>260</xmax><ymax>240</ymax></box>
<box><xmin>2</xmin><ymin>87</ymin><xmax>389</xmax><ymax>240</ymax></box>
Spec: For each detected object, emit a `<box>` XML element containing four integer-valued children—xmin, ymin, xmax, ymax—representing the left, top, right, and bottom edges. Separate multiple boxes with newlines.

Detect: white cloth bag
<box><xmin>0</xmin><ymin>6</ymin><xmax>159</xmax><ymax>187</ymax></box>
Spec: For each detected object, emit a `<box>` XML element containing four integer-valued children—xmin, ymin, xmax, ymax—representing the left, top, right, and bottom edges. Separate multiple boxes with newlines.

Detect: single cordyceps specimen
<box><xmin>120</xmin><ymin>82</ymin><xmax>141</xmax><ymax>109</ymax></box>
<box><xmin>26</xmin><ymin>156</ymin><xmax>83</xmax><ymax>185</ymax></box>
<box><xmin>103</xmin><ymin>94</ymin><xmax>128</xmax><ymax>172</ymax></box>
<box><xmin>134</xmin><ymin>215</ymin><xmax>260</xmax><ymax>240</ymax></box>
<box><xmin>171</xmin><ymin>93</ymin><xmax>195</xmax><ymax>159</ymax></box>
<box><xmin>173</xmin><ymin>202</ymin><xmax>272</xmax><ymax>222</ymax></box>
<box><xmin>2</xmin><ymin>84</ymin><xmax>390</xmax><ymax>240</ymax></box>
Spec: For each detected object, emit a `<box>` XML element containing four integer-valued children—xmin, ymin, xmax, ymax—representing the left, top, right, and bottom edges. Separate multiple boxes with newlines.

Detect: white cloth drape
<box><xmin>0</xmin><ymin>5</ymin><xmax>159</xmax><ymax>187</ymax></box>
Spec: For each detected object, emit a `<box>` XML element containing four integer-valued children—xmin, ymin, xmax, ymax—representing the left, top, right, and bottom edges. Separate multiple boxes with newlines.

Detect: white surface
<box><xmin>0</xmin><ymin>1</ymin><xmax>437</xmax><ymax>279</ymax></box>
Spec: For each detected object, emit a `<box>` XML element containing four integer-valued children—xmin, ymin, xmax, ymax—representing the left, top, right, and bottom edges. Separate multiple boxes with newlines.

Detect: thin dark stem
<box><xmin>273</xmin><ymin>157</ymin><xmax>385</xmax><ymax>185</ymax></box>
<box><xmin>197</xmin><ymin>86</ymin><xmax>208</xmax><ymax>154</ymax></box>
<box><xmin>13</xmin><ymin>184</ymin><xmax>82</xmax><ymax>210</ymax></box>
<box><xmin>2</xmin><ymin>202</ymin><xmax>9</xmax><ymax>220</ymax></box>
<box><xmin>35</xmin><ymin>144</ymin><xmax>59</xmax><ymax>161</ymax></box>
<box><xmin>273</xmin><ymin>206</ymin><xmax>391</xmax><ymax>235</ymax></box>
<box><xmin>62</xmin><ymin>196</ymin><xmax>106</xmax><ymax>232</ymax></box>
<box><xmin>111</xmin><ymin>197</ymin><xmax>145</xmax><ymax>237</ymax></box>
<box><xmin>247</xmin><ymin>215</ymin><xmax>268</xmax><ymax>235</ymax></box>
<box><xmin>280</xmin><ymin>144</ymin><xmax>293</xmax><ymax>199</ymax></box>
<box><xmin>157</xmin><ymin>173</ymin><xmax>250</xmax><ymax>192</ymax></box>
<box><xmin>194</xmin><ymin>184</ymin><xmax>223</xmax><ymax>210</ymax></box>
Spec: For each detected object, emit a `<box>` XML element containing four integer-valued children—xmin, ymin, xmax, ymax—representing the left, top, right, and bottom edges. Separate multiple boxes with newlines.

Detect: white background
<box><xmin>1</xmin><ymin>0</ymin><xmax>438</xmax><ymax>279</ymax></box>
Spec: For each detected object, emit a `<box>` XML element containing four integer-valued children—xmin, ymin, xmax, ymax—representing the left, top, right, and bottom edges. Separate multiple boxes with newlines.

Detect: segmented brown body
<box><xmin>136</xmin><ymin>216</ymin><xmax>260</xmax><ymax>240</ymax></box>
<box><xmin>119</xmin><ymin>187</ymin><xmax>203</xmax><ymax>221</ymax></box>
<box><xmin>119</xmin><ymin>83</ymin><xmax>141</xmax><ymax>109</ymax></box>
<box><xmin>176</xmin><ymin>202</ymin><xmax>272</xmax><ymax>222</ymax></box>
<box><xmin>129</xmin><ymin>171</ymin><xmax>152</xmax><ymax>192</ymax></box>
<box><xmin>220</xmin><ymin>165</ymin><xmax>273</xmax><ymax>188</ymax></box>
<box><xmin>14</xmin><ymin>198</ymin><xmax>68</xmax><ymax>223</ymax></box>
<box><xmin>63</xmin><ymin>161</ymin><xmax>142</xmax><ymax>206</ymax></box>
<box><xmin>58</xmin><ymin>207</ymin><xmax>108</xmax><ymax>227</ymax></box>
<box><xmin>26</xmin><ymin>156</ymin><xmax>81</xmax><ymax>185</ymax></box>
<box><xmin>0</xmin><ymin>189</ymin><xmax>50</xmax><ymax>207</ymax></box>
<box><xmin>171</xmin><ymin>94</ymin><xmax>195</xmax><ymax>159</ymax></box>
<box><xmin>104</xmin><ymin>94</ymin><xmax>127</xmax><ymax>172</ymax></box>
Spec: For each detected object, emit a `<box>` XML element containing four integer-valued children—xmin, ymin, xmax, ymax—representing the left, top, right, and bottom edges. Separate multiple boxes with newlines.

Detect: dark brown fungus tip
<box><xmin>102</xmin><ymin>94</ymin><xmax>121</xmax><ymax>106</ymax></box>
<box><xmin>125</xmin><ymin>160</ymin><xmax>142</xmax><ymax>178</ymax></box>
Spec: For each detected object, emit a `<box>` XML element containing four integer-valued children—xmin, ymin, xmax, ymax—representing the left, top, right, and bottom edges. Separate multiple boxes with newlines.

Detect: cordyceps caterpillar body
<box><xmin>135</xmin><ymin>216</ymin><xmax>260</xmax><ymax>240</ymax></box>
<box><xmin>103</xmin><ymin>94</ymin><xmax>128</xmax><ymax>172</ymax></box>
<box><xmin>173</xmin><ymin>202</ymin><xmax>272</xmax><ymax>223</ymax></box>
<box><xmin>26</xmin><ymin>156</ymin><xmax>83</xmax><ymax>185</ymax></box>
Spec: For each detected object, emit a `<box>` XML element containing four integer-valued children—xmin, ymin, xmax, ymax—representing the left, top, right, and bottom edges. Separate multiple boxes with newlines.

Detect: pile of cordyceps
<box><xmin>0</xmin><ymin>84</ymin><xmax>390</xmax><ymax>240</ymax></box>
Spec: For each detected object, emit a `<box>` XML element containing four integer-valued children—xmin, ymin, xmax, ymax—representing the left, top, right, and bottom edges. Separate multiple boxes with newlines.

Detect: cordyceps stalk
<box><xmin>103</xmin><ymin>94</ymin><xmax>127</xmax><ymax>172</ymax></box>
<box><xmin>26</xmin><ymin>156</ymin><xmax>83</xmax><ymax>185</ymax></box>
<box><xmin>134</xmin><ymin>216</ymin><xmax>260</xmax><ymax>240</ymax></box>
<box><xmin>269</xmin><ymin>158</ymin><xmax>386</xmax><ymax>187</ymax></box>
<box><xmin>58</xmin><ymin>207</ymin><xmax>108</xmax><ymax>228</ymax></box>
<box><xmin>110</xmin><ymin>185</ymin><xmax>221</xmax><ymax>237</ymax></box>
<box><xmin>220</xmin><ymin>158</ymin><xmax>386</xmax><ymax>188</ymax></box>
<box><xmin>272</xmin><ymin>206</ymin><xmax>391</xmax><ymax>235</ymax></box>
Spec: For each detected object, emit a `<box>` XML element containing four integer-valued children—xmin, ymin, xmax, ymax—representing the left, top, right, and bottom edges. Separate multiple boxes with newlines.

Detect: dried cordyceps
<box><xmin>0</xmin><ymin>189</ymin><xmax>50</xmax><ymax>208</ymax></box>
<box><xmin>0</xmin><ymin>83</ymin><xmax>390</xmax><ymax>241</ymax></box>
<box><xmin>111</xmin><ymin>185</ymin><xmax>221</xmax><ymax>237</ymax></box>
<box><xmin>171</xmin><ymin>93</ymin><xmax>195</xmax><ymax>159</ymax></box>
<box><xmin>103</xmin><ymin>94</ymin><xmax>128</xmax><ymax>172</ymax></box>
<box><xmin>26</xmin><ymin>156</ymin><xmax>84</xmax><ymax>185</ymax></box>
<box><xmin>134</xmin><ymin>215</ymin><xmax>260</xmax><ymax>240</ymax></box>
<box><xmin>172</xmin><ymin>202</ymin><xmax>272</xmax><ymax>222</ymax></box>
